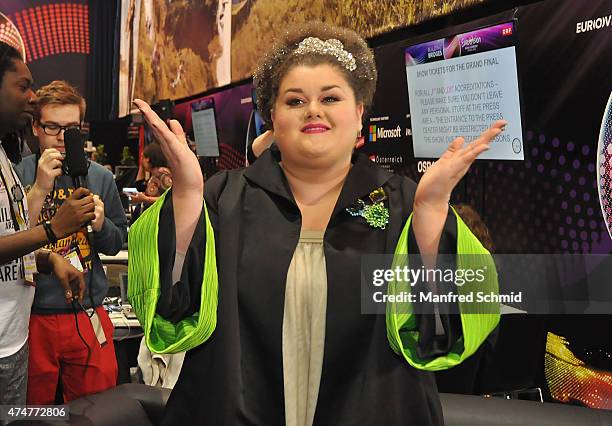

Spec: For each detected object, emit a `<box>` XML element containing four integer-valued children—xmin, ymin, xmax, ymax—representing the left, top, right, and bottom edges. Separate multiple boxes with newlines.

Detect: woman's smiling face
<box><xmin>271</xmin><ymin>63</ymin><xmax>364</xmax><ymax>169</ymax></box>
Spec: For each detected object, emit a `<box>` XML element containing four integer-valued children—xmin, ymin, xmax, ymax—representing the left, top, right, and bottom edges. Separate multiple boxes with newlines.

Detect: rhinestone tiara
<box><xmin>293</xmin><ymin>37</ymin><xmax>357</xmax><ymax>72</ymax></box>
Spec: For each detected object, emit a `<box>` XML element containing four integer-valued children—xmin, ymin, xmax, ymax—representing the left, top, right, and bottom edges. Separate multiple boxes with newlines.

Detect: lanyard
<box><xmin>0</xmin><ymin>145</ymin><xmax>27</xmax><ymax>232</ymax></box>
<box><xmin>0</xmin><ymin>144</ymin><xmax>36</xmax><ymax>283</ymax></box>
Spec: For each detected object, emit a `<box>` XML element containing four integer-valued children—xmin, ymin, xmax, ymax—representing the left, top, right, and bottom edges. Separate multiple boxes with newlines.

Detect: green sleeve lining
<box><xmin>386</xmin><ymin>208</ymin><xmax>500</xmax><ymax>371</ymax></box>
<box><xmin>128</xmin><ymin>190</ymin><xmax>219</xmax><ymax>354</ymax></box>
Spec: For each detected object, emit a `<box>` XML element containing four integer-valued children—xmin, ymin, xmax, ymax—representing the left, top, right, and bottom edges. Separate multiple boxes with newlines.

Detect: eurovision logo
<box><xmin>597</xmin><ymin>91</ymin><xmax>612</xmax><ymax>240</ymax></box>
<box><xmin>576</xmin><ymin>14</ymin><xmax>611</xmax><ymax>34</ymax></box>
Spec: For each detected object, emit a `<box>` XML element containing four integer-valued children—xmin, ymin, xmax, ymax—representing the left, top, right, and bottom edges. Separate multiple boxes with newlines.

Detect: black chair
<box><xmin>11</xmin><ymin>383</ymin><xmax>612</xmax><ymax>426</ymax></box>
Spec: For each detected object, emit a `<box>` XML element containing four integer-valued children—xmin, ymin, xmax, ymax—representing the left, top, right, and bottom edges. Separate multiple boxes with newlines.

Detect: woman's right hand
<box><xmin>133</xmin><ymin>99</ymin><xmax>203</xmax><ymax>200</ymax></box>
<box><xmin>133</xmin><ymin>99</ymin><xmax>203</xmax><ymax>253</ymax></box>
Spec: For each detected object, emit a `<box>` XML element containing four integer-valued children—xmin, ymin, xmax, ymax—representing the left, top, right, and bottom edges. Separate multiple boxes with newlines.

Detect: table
<box><xmin>100</xmin><ymin>250</ymin><xmax>128</xmax><ymax>264</ymax></box>
<box><xmin>110</xmin><ymin>312</ymin><xmax>143</xmax><ymax>384</ymax></box>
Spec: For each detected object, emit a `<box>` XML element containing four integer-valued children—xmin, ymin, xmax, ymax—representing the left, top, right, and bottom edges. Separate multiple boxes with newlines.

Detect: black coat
<box><xmin>155</xmin><ymin>150</ymin><xmax>460</xmax><ymax>425</ymax></box>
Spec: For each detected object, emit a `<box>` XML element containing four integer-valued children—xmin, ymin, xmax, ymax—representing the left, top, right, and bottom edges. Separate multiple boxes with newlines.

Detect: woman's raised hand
<box><xmin>133</xmin><ymin>99</ymin><xmax>203</xmax><ymax>253</ymax></box>
<box><xmin>133</xmin><ymin>99</ymin><xmax>203</xmax><ymax>199</ymax></box>
<box><xmin>414</xmin><ymin>120</ymin><xmax>507</xmax><ymax>211</ymax></box>
<box><xmin>412</xmin><ymin>120</ymin><xmax>506</xmax><ymax>257</ymax></box>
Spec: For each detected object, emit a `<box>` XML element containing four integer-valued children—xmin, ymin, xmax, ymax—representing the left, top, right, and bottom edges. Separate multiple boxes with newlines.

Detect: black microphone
<box><xmin>63</xmin><ymin>128</ymin><xmax>89</xmax><ymax>188</ymax></box>
<box><xmin>63</xmin><ymin>128</ymin><xmax>93</xmax><ymax>235</ymax></box>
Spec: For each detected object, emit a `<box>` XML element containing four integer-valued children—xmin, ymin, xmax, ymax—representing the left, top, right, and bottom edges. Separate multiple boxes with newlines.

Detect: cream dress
<box><xmin>282</xmin><ymin>230</ymin><xmax>327</xmax><ymax>426</ymax></box>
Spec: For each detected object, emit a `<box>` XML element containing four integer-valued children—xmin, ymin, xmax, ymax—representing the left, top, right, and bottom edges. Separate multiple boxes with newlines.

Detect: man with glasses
<box><xmin>0</xmin><ymin>43</ymin><xmax>96</xmax><ymax>407</ymax></box>
<box><xmin>14</xmin><ymin>80</ymin><xmax>127</xmax><ymax>404</ymax></box>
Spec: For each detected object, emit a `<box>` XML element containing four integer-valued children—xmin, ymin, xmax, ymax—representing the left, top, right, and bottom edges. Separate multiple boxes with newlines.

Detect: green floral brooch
<box><xmin>345</xmin><ymin>187</ymin><xmax>389</xmax><ymax>229</ymax></box>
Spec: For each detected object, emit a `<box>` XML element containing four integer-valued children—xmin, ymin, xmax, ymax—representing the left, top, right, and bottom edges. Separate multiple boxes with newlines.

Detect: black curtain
<box><xmin>86</xmin><ymin>0</ymin><xmax>120</xmax><ymax>121</ymax></box>
<box><xmin>89</xmin><ymin>116</ymin><xmax>133</xmax><ymax>167</ymax></box>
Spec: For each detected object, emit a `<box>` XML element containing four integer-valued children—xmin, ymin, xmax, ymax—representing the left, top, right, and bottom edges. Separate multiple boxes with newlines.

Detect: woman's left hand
<box><xmin>414</xmin><ymin>120</ymin><xmax>506</xmax><ymax>211</ymax></box>
<box><xmin>412</xmin><ymin>120</ymin><xmax>506</xmax><ymax>257</ymax></box>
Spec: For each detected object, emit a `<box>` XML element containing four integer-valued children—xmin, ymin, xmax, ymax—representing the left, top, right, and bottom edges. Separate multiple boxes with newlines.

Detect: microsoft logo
<box><xmin>369</xmin><ymin>125</ymin><xmax>377</xmax><ymax>142</ymax></box>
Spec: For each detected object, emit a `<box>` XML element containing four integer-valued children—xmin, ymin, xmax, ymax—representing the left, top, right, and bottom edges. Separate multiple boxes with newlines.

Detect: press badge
<box><xmin>87</xmin><ymin>309</ymin><xmax>107</xmax><ymax>347</ymax></box>
<box><xmin>64</xmin><ymin>247</ymin><xmax>84</xmax><ymax>272</ymax></box>
<box><xmin>23</xmin><ymin>252</ymin><xmax>37</xmax><ymax>285</ymax></box>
